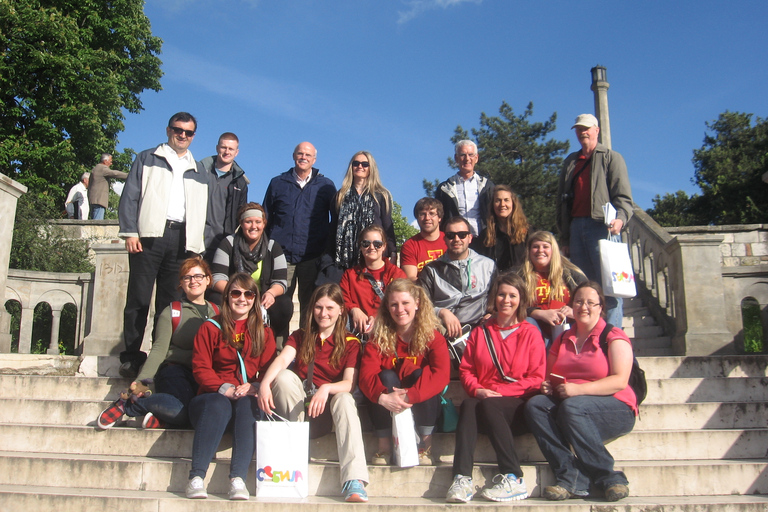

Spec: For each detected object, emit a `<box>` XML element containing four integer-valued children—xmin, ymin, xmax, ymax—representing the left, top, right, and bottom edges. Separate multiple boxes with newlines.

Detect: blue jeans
<box><xmin>188</xmin><ymin>393</ymin><xmax>261</xmax><ymax>480</ymax></box>
<box><xmin>525</xmin><ymin>394</ymin><xmax>634</xmax><ymax>493</ymax></box>
<box><xmin>90</xmin><ymin>205</ymin><xmax>105</xmax><ymax>220</ymax></box>
<box><xmin>568</xmin><ymin>217</ymin><xmax>623</xmax><ymax>328</ymax></box>
<box><xmin>123</xmin><ymin>364</ymin><xmax>197</xmax><ymax>426</ymax></box>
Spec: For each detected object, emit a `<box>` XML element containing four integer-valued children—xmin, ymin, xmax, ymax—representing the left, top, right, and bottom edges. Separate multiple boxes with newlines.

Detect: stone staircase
<box><xmin>1</xmin><ymin>350</ymin><xmax>768</xmax><ymax>511</ymax></box>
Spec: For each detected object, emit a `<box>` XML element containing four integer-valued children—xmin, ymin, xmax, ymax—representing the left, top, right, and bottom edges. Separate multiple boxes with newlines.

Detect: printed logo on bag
<box><xmin>256</xmin><ymin>465</ymin><xmax>304</xmax><ymax>483</ymax></box>
<box><xmin>611</xmin><ymin>271</ymin><xmax>635</xmax><ymax>284</ymax></box>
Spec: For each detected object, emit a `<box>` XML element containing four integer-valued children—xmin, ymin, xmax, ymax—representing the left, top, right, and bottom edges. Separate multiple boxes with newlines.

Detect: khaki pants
<box><xmin>272</xmin><ymin>369</ymin><xmax>369</xmax><ymax>485</ymax></box>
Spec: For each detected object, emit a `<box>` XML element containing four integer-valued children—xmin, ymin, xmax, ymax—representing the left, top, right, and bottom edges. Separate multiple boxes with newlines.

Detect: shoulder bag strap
<box><xmin>482</xmin><ymin>325</ymin><xmax>517</xmax><ymax>383</ymax></box>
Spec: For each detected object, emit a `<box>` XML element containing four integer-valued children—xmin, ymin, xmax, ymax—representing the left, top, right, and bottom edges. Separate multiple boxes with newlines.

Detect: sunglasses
<box><xmin>361</xmin><ymin>239</ymin><xmax>384</xmax><ymax>249</ymax></box>
<box><xmin>229</xmin><ymin>289</ymin><xmax>256</xmax><ymax>300</ymax></box>
<box><xmin>445</xmin><ymin>231</ymin><xmax>470</xmax><ymax>240</ymax></box>
<box><xmin>351</xmin><ymin>161</ymin><xmax>370</xmax><ymax>168</ymax></box>
<box><xmin>169</xmin><ymin>126</ymin><xmax>196</xmax><ymax>137</ymax></box>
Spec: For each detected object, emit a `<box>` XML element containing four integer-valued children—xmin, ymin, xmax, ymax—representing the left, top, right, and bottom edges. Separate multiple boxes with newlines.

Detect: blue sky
<box><xmin>117</xmin><ymin>0</ymin><xmax>768</xmax><ymax>223</ymax></box>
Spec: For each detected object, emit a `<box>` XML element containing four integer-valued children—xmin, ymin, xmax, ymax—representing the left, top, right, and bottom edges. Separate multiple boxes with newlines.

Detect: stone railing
<box><xmin>627</xmin><ymin>210</ymin><xmax>767</xmax><ymax>355</ymax></box>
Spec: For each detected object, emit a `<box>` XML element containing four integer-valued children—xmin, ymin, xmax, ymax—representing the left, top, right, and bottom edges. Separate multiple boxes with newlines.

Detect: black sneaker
<box><xmin>119</xmin><ymin>361</ymin><xmax>140</xmax><ymax>379</ymax></box>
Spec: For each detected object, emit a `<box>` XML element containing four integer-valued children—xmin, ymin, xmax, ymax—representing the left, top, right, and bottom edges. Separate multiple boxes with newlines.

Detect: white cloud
<box><xmin>397</xmin><ymin>0</ymin><xmax>482</xmax><ymax>24</ymax></box>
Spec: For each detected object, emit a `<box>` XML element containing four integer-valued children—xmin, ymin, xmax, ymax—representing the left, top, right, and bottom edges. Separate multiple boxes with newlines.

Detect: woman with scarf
<box><xmin>211</xmin><ymin>202</ymin><xmax>291</xmax><ymax>338</ymax></box>
<box><xmin>330</xmin><ymin>151</ymin><xmax>396</xmax><ymax>271</ymax></box>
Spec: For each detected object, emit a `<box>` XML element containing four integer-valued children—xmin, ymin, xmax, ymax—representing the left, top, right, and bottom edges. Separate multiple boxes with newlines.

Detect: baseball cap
<box><xmin>572</xmin><ymin>114</ymin><xmax>599</xmax><ymax>129</ymax></box>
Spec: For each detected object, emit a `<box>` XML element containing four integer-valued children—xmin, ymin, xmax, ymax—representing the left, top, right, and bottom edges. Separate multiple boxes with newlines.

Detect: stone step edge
<box><xmin>2</xmin><ymin>483</ymin><xmax>768</xmax><ymax>509</ymax></box>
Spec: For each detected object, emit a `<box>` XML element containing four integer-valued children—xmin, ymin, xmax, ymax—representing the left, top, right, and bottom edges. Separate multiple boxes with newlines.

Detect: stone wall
<box><xmin>668</xmin><ymin>224</ymin><xmax>768</xmax><ymax>267</ymax></box>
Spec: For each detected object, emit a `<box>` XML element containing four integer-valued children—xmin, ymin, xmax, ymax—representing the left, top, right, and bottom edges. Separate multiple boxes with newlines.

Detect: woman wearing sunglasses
<box><xmin>340</xmin><ymin>225</ymin><xmax>406</xmax><ymax>336</ymax></box>
<box><xmin>359</xmin><ymin>278</ymin><xmax>450</xmax><ymax>466</ymax></box>
<box><xmin>211</xmin><ymin>202</ymin><xmax>291</xmax><ymax>338</ymax></box>
<box><xmin>185</xmin><ymin>273</ymin><xmax>276</xmax><ymax>501</ymax></box>
<box><xmin>330</xmin><ymin>151</ymin><xmax>397</xmax><ymax>272</ymax></box>
<box><xmin>96</xmin><ymin>256</ymin><xmax>218</xmax><ymax>430</ymax></box>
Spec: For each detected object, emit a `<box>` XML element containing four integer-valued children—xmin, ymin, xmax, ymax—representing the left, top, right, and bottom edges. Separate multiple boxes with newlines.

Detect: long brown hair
<box><xmin>220</xmin><ymin>273</ymin><xmax>265</xmax><ymax>358</ymax></box>
<box><xmin>299</xmin><ymin>283</ymin><xmax>351</xmax><ymax>369</ymax></box>
<box><xmin>520</xmin><ymin>231</ymin><xmax>584</xmax><ymax>305</ymax></box>
<box><xmin>371</xmin><ymin>278</ymin><xmax>438</xmax><ymax>357</ymax></box>
<box><xmin>484</xmin><ymin>185</ymin><xmax>529</xmax><ymax>246</ymax></box>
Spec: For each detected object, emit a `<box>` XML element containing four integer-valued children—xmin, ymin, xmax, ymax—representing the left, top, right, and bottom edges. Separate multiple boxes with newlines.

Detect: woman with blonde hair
<box><xmin>472</xmin><ymin>185</ymin><xmax>530</xmax><ymax>272</ymax></box>
<box><xmin>519</xmin><ymin>231</ymin><xmax>586</xmax><ymax>346</ymax></box>
<box><xmin>258</xmin><ymin>283</ymin><xmax>369</xmax><ymax>502</ymax></box>
<box><xmin>358</xmin><ymin>278</ymin><xmax>451</xmax><ymax>466</ymax></box>
<box><xmin>330</xmin><ymin>151</ymin><xmax>396</xmax><ymax>271</ymax></box>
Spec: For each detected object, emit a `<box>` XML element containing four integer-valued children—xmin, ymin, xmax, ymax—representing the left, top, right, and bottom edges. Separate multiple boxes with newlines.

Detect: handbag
<box><xmin>447</xmin><ymin>324</ymin><xmax>472</xmax><ymax>370</ymax></box>
<box><xmin>255</xmin><ymin>413</ymin><xmax>310</xmax><ymax>498</ymax></box>
<box><xmin>439</xmin><ymin>387</ymin><xmax>458</xmax><ymax>433</ymax></box>
<box><xmin>392</xmin><ymin>409</ymin><xmax>419</xmax><ymax>467</ymax></box>
<box><xmin>598</xmin><ymin>237</ymin><xmax>637</xmax><ymax>298</ymax></box>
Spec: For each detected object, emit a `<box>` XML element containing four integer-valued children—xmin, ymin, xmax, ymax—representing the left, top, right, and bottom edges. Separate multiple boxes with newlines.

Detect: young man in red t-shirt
<box><xmin>400</xmin><ymin>197</ymin><xmax>448</xmax><ymax>281</ymax></box>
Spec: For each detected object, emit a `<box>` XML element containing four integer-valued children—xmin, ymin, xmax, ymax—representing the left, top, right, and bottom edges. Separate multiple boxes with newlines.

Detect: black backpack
<box><xmin>599</xmin><ymin>323</ymin><xmax>647</xmax><ymax>405</ymax></box>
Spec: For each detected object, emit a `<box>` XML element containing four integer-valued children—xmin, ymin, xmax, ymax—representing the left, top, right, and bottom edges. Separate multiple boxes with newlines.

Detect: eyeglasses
<box><xmin>181</xmin><ymin>274</ymin><xmax>206</xmax><ymax>283</ymax></box>
<box><xmin>573</xmin><ymin>300</ymin><xmax>601</xmax><ymax>309</ymax></box>
<box><xmin>361</xmin><ymin>239</ymin><xmax>384</xmax><ymax>249</ymax></box>
<box><xmin>352</xmin><ymin>161</ymin><xmax>370</xmax><ymax>168</ymax></box>
<box><xmin>170</xmin><ymin>126</ymin><xmax>195</xmax><ymax>137</ymax></box>
<box><xmin>229</xmin><ymin>289</ymin><xmax>256</xmax><ymax>300</ymax></box>
<box><xmin>445</xmin><ymin>231</ymin><xmax>470</xmax><ymax>240</ymax></box>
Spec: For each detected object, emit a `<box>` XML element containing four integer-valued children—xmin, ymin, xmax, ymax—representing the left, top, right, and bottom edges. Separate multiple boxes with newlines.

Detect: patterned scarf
<box><xmin>232</xmin><ymin>230</ymin><xmax>268</xmax><ymax>281</ymax></box>
<box><xmin>335</xmin><ymin>189</ymin><xmax>376</xmax><ymax>269</ymax></box>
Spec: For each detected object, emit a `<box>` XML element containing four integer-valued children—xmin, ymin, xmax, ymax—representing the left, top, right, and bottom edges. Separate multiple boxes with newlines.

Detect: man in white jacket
<box><xmin>117</xmin><ymin>112</ymin><xmax>208</xmax><ymax>378</ymax></box>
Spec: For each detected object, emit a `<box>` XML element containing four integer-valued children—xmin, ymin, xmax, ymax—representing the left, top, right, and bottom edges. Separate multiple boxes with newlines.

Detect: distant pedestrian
<box><xmin>65</xmin><ymin>173</ymin><xmax>90</xmax><ymax>220</ymax></box>
<box><xmin>89</xmin><ymin>154</ymin><xmax>128</xmax><ymax>220</ymax></box>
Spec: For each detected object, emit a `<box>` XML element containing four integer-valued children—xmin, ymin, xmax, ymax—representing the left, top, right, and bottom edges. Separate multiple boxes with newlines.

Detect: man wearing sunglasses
<box><xmin>418</xmin><ymin>217</ymin><xmax>496</xmax><ymax>339</ymax></box>
<box><xmin>199</xmin><ymin>132</ymin><xmax>249</xmax><ymax>261</ymax></box>
<box><xmin>117</xmin><ymin>112</ymin><xmax>209</xmax><ymax>379</ymax></box>
<box><xmin>434</xmin><ymin>140</ymin><xmax>495</xmax><ymax>236</ymax></box>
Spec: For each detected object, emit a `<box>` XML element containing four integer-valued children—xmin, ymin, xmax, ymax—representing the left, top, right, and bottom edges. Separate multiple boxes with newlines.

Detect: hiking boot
<box><xmin>96</xmin><ymin>398</ymin><xmax>125</xmax><ymax>430</ymax></box>
<box><xmin>480</xmin><ymin>473</ymin><xmax>528</xmax><ymax>502</ymax></box>
<box><xmin>543</xmin><ymin>485</ymin><xmax>572</xmax><ymax>500</ymax></box>
<box><xmin>371</xmin><ymin>452</ymin><xmax>390</xmax><ymax>465</ymax></box>
<box><xmin>141</xmin><ymin>412</ymin><xmax>165</xmax><ymax>429</ymax></box>
<box><xmin>119</xmin><ymin>361</ymin><xmax>140</xmax><ymax>379</ymax></box>
<box><xmin>446</xmin><ymin>474</ymin><xmax>473</xmax><ymax>503</ymax></box>
<box><xmin>605</xmin><ymin>483</ymin><xmax>629</xmax><ymax>502</ymax></box>
<box><xmin>342</xmin><ymin>479</ymin><xmax>368</xmax><ymax>502</ymax></box>
<box><xmin>228</xmin><ymin>476</ymin><xmax>249</xmax><ymax>500</ymax></box>
<box><xmin>418</xmin><ymin>446</ymin><xmax>433</xmax><ymax>466</ymax></box>
<box><xmin>186</xmin><ymin>476</ymin><xmax>207</xmax><ymax>499</ymax></box>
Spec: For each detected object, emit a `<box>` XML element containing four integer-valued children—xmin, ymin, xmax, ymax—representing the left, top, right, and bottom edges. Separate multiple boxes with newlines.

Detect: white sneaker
<box><xmin>229</xmin><ymin>476</ymin><xmax>250</xmax><ymax>500</ymax></box>
<box><xmin>446</xmin><ymin>474</ymin><xmax>473</xmax><ymax>503</ymax></box>
<box><xmin>480</xmin><ymin>473</ymin><xmax>528</xmax><ymax>501</ymax></box>
<box><xmin>185</xmin><ymin>476</ymin><xmax>208</xmax><ymax>499</ymax></box>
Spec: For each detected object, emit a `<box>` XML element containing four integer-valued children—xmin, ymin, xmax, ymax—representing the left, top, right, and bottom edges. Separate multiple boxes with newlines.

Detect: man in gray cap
<box><xmin>556</xmin><ymin>113</ymin><xmax>633</xmax><ymax>328</ymax></box>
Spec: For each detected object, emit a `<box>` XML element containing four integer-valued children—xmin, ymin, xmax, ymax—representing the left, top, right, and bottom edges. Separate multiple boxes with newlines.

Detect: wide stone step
<box><xmin>637</xmin><ymin>355</ymin><xmax>768</xmax><ymax>379</ymax></box>
<box><xmin>645</xmin><ymin>377</ymin><xmax>768</xmax><ymax>403</ymax></box>
<box><xmin>623</xmin><ymin>324</ymin><xmax>664</xmax><ymax>339</ymax></box>
<box><xmin>622</xmin><ymin>312</ymin><xmax>658</xmax><ymax>328</ymax></box>
<box><xmin>1</xmin><ymin>451</ymin><xmax>766</xmax><ymax>498</ymax></box>
<box><xmin>2</xmin><ymin>483</ymin><xmax>768</xmax><ymax>511</ymax></box>
<box><xmin>2</xmin><ymin>423</ymin><xmax>767</xmax><ymax>462</ymax></box>
<box><xmin>0</xmin><ymin>374</ymin><xmax>128</xmax><ymax>400</ymax></box>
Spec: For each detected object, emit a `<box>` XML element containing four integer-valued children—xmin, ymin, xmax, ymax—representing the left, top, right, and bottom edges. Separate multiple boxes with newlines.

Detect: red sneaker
<box><xmin>96</xmin><ymin>399</ymin><xmax>125</xmax><ymax>430</ymax></box>
<box><xmin>141</xmin><ymin>412</ymin><xmax>166</xmax><ymax>429</ymax></box>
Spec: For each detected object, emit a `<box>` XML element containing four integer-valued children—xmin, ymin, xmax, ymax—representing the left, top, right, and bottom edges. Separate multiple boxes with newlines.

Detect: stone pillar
<box><xmin>82</xmin><ymin>243</ymin><xmax>130</xmax><ymax>356</ymax></box>
<box><xmin>18</xmin><ymin>307</ymin><xmax>34</xmax><ymax>354</ymax></box>
<box><xmin>590</xmin><ymin>65</ymin><xmax>612</xmax><ymax>149</ymax></box>
<box><xmin>48</xmin><ymin>308</ymin><xmax>62</xmax><ymax>355</ymax></box>
<box><xmin>0</xmin><ymin>174</ymin><xmax>27</xmax><ymax>353</ymax></box>
<box><xmin>667</xmin><ymin>234</ymin><xmax>734</xmax><ymax>355</ymax></box>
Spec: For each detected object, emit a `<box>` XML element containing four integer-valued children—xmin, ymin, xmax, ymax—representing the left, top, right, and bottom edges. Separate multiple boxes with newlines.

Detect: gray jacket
<box><xmin>418</xmin><ymin>248</ymin><xmax>497</xmax><ymax>327</ymax></box>
<box><xmin>556</xmin><ymin>143</ymin><xmax>633</xmax><ymax>245</ymax></box>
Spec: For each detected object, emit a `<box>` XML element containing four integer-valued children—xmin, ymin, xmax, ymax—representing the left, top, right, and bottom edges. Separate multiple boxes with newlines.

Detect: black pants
<box><xmin>367</xmin><ymin>369</ymin><xmax>441</xmax><ymax>437</ymax></box>
<box><xmin>452</xmin><ymin>396</ymin><xmax>528</xmax><ymax>478</ymax></box>
<box><xmin>121</xmin><ymin>225</ymin><xmax>186</xmax><ymax>365</ymax></box>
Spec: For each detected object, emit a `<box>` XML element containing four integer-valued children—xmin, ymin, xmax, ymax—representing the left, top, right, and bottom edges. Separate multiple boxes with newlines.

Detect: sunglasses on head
<box><xmin>229</xmin><ymin>289</ymin><xmax>256</xmax><ymax>300</ymax></box>
<box><xmin>170</xmin><ymin>126</ymin><xmax>196</xmax><ymax>137</ymax></box>
<box><xmin>445</xmin><ymin>231</ymin><xmax>470</xmax><ymax>240</ymax></box>
<box><xmin>361</xmin><ymin>239</ymin><xmax>384</xmax><ymax>249</ymax></box>
<box><xmin>352</xmin><ymin>160</ymin><xmax>370</xmax><ymax>168</ymax></box>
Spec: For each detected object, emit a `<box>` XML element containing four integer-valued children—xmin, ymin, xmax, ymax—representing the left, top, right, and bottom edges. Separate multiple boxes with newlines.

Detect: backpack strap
<box><xmin>598</xmin><ymin>322</ymin><xmax>615</xmax><ymax>357</ymax></box>
<box><xmin>210</xmin><ymin>302</ymin><xmax>220</xmax><ymax>315</ymax></box>
<box><xmin>170</xmin><ymin>301</ymin><xmax>183</xmax><ymax>333</ymax></box>
<box><xmin>204</xmin><ymin>318</ymin><xmax>246</xmax><ymax>385</ymax></box>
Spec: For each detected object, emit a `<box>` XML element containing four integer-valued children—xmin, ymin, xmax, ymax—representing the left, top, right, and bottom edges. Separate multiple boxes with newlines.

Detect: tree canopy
<box><xmin>647</xmin><ymin>111</ymin><xmax>768</xmax><ymax>226</ymax></box>
<box><xmin>0</xmin><ymin>0</ymin><xmax>162</xmax><ymax>208</ymax></box>
<box><xmin>428</xmin><ymin>102</ymin><xmax>569</xmax><ymax>232</ymax></box>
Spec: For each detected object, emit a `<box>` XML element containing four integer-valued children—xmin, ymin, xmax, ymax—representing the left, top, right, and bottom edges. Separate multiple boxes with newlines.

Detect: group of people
<box><xmin>64</xmin><ymin>153</ymin><xmax>129</xmax><ymax>219</ymax></box>
<box><xmin>94</xmin><ymin>110</ymin><xmax>637</xmax><ymax>503</ymax></box>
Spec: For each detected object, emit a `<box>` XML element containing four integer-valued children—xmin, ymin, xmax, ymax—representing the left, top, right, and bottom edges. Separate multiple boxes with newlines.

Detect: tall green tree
<box><xmin>0</xmin><ymin>0</ymin><xmax>162</xmax><ymax>208</ymax></box>
<box><xmin>392</xmin><ymin>201</ymin><xmax>418</xmax><ymax>248</ymax></box>
<box><xmin>431</xmin><ymin>102</ymin><xmax>569</xmax><ymax>232</ymax></box>
<box><xmin>647</xmin><ymin>111</ymin><xmax>768</xmax><ymax>226</ymax></box>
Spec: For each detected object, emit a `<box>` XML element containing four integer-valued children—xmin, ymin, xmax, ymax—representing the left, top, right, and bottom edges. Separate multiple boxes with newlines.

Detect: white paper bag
<box><xmin>598</xmin><ymin>238</ymin><xmax>637</xmax><ymax>298</ymax></box>
<box><xmin>255</xmin><ymin>415</ymin><xmax>309</xmax><ymax>498</ymax></box>
<box><xmin>392</xmin><ymin>409</ymin><xmax>419</xmax><ymax>468</ymax></box>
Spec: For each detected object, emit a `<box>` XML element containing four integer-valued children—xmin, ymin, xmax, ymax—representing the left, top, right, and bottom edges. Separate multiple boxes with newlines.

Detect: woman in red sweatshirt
<box><xmin>446</xmin><ymin>272</ymin><xmax>545</xmax><ymax>503</ymax></box>
<box><xmin>186</xmin><ymin>273</ymin><xmax>276</xmax><ymax>501</ymax></box>
<box><xmin>358</xmin><ymin>278</ymin><xmax>450</xmax><ymax>466</ymax></box>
